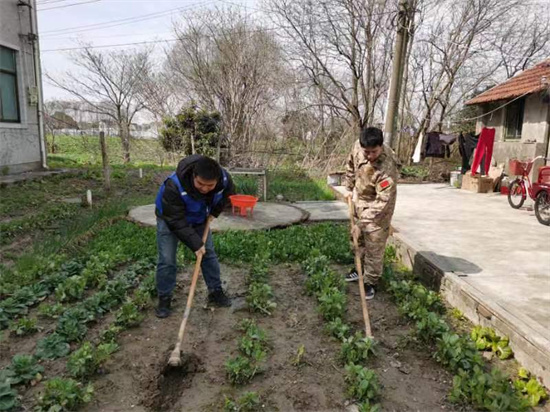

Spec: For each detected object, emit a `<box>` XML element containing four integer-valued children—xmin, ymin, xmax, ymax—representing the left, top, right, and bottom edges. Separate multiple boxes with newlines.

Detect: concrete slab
<box><xmin>295</xmin><ymin>201</ymin><xmax>349</xmax><ymax>221</ymax></box>
<box><xmin>389</xmin><ymin>183</ymin><xmax>550</xmax><ymax>386</ymax></box>
<box><xmin>128</xmin><ymin>202</ymin><xmax>308</xmax><ymax>232</ymax></box>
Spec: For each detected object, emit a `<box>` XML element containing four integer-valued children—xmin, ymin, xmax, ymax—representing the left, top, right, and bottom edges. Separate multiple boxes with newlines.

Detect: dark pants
<box><xmin>155</xmin><ymin>218</ymin><xmax>222</xmax><ymax>298</ymax></box>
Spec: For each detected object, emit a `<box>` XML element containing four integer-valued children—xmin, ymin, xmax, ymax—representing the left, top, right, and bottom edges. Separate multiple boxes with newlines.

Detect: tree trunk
<box><xmin>120</xmin><ymin>123</ymin><xmax>131</xmax><ymax>163</ymax></box>
<box><xmin>99</xmin><ymin>131</ymin><xmax>111</xmax><ymax>191</ymax></box>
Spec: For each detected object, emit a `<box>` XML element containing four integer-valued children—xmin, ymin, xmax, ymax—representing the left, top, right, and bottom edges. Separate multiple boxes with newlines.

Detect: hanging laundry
<box><xmin>423</xmin><ymin>131</ymin><xmax>457</xmax><ymax>159</ymax></box>
<box><xmin>458</xmin><ymin>132</ymin><xmax>479</xmax><ymax>174</ymax></box>
<box><xmin>470</xmin><ymin>127</ymin><xmax>495</xmax><ymax>176</ymax></box>
<box><xmin>423</xmin><ymin>131</ymin><xmax>446</xmax><ymax>158</ymax></box>
<box><xmin>412</xmin><ymin>132</ymin><xmax>424</xmax><ymax>163</ymax></box>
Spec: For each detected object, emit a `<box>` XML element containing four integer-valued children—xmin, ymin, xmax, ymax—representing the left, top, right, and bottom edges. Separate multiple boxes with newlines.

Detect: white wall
<box><xmin>0</xmin><ymin>0</ymin><xmax>42</xmax><ymax>174</ymax></box>
<box><xmin>522</xmin><ymin>92</ymin><xmax>550</xmax><ymax>144</ymax></box>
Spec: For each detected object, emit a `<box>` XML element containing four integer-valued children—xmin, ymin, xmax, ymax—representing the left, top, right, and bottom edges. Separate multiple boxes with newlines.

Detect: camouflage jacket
<box><xmin>344</xmin><ymin>142</ymin><xmax>399</xmax><ymax>230</ymax></box>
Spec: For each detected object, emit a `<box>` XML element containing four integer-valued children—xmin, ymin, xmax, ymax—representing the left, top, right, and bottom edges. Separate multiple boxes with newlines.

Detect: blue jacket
<box><xmin>155</xmin><ymin>155</ymin><xmax>234</xmax><ymax>251</ymax></box>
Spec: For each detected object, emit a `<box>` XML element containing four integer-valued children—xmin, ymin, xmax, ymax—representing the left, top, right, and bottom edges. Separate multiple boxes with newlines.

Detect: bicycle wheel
<box><xmin>508</xmin><ymin>179</ymin><xmax>525</xmax><ymax>209</ymax></box>
<box><xmin>535</xmin><ymin>191</ymin><xmax>550</xmax><ymax>226</ymax></box>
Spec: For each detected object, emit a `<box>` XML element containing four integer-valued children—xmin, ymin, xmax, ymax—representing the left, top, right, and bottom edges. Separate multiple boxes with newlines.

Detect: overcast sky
<box><xmin>37</xmin><ymin>0</ymin><xmax>260</xmax><ymax>101</ymax></box>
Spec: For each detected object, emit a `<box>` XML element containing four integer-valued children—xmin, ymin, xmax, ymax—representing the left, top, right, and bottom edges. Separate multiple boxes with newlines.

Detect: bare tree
<box><xmin>166</xmin><ymin>7</ymin><xmax>285</xmax><ymax>158</ymax></box>
<box><xmin>488</xmin><ymin>4</ymin><xmax>550</xmax><ymax>78</ymax></box>
<box><xmin>400</xmin><ymin>0</ymin><xmax>527</xmax><ymax>163</ymax></box>
<box><xmin>267</xmin><ymin>0</ymin><xmax>397</xmax><ymax>131</ymax></box>
<box><xmin>46</xmin><ymin>47</ymin><xmax>152</xmax><ymax>163</ymax></box>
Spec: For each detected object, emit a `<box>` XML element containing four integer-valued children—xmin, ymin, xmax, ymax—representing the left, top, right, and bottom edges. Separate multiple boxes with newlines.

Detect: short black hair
<box><xmin>359</xmin><ymin>127</ymin><xmax>384</xmax><ymax>148</ymax></box>
<box><xmin>194</xmin><ymin>156</ymin><xmax>221</xmax><ymax>181</ymax></box>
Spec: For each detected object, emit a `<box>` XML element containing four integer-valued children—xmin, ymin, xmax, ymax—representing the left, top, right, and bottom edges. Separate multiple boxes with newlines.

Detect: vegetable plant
<box><xmin>35</xmin><ymin>333</ymin><xmax>71</xmax><ymax>360</ymax></box>
<box><xmin>9</xmin><ymin>317</ymin><xmax>40</xmax><ymax>336</ymax></box>
<box><xmin>67</xmin><ymin>342</ymin><xmax>119</xmax><ymax>379</ymax></box>
<box><xmin>324</xmin><ymin>317</ymin><xmax>351</xmax><ymax>341</ymax></box>
<box><xmin>246</xmin><ymin>283</ymin><xmax>276</xmax><ymax>315</ymax></box>
<box><xmin>115</xmin><ymin>301</ymin><xmax>144</xmax><ymax>328</ymax></box>
<box><xmin>225</xmin><ymin>355</ymin><xmax>261</xmax><ymax>385</ymax></box>
<box><xmin>223</xmin><ymin>392</ymin><xmax>261</xmax><ymax>412</ymax></box>
<box><xmin>55</xmin><ymin>275</ymin><xmax>87</xmax><ymax>302</ymax></box>
<box><xmin>317</xmin><ymin>287</ymin><xmax>346</xmax><ymax>321</ymax></box>
<box><xmin>513</xmin><ymin>368</ymin><xmax>548</xmax><ymax>407</ymax></box>
<box><xmin>5</xmin><ymin>354</ymin><xmax>44</xmax><ymax>385</ymax></box>
<box><xmin>345</xmin><ymin>364</ymin><xmax>380</xmax><ymax>404</ymax></box>
<box><xmin>340</xmin><ymin>333</ymin><xmax>377</xmax><ymax>365</ymax></box>
<box><xmin>0</xmin><ymin>382</ymin><xmax>18</xmax><ymax>411</ymax></box>
<box><xmin>37</xmin><ymin>378</ymin><xmax>93</xmax><ymax>411</ymax></box>
<box><xmin>38</xmin><ymin>303</ymin><xmax>64</xmax><ymax>319</ymax></box>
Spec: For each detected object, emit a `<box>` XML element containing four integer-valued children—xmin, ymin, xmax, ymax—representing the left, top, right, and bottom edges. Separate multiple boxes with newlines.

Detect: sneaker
<box><xmin>365</xmin><ymin>285</ymin><xmax>375</xmax><ymax>300</ymax></box>
<box><xmin>345</xmin><ymin>268</ymin><xmax>359</xmax><ymax>282</ymax></box>
<box><xmin>208</xmin><ymin>289</ymin><xmax>232</xmax><ymax>307</ymax></box>
<box><xmin>155</xmin><ymin>295</ymin><xmax>172</xmax><ymax>318</ymax></box>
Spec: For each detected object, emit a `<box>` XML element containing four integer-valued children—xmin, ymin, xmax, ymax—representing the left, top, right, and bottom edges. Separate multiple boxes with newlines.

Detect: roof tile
<box><xmin>465</xmin><ymin>59</ymin><xmax>550</xmax><ymax>105</ymax></box>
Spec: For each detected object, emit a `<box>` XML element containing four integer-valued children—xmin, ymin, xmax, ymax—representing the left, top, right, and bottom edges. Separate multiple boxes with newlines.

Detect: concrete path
<box><xmin>389</xmin><ymin>184</ymin><xmax>550</xmax><ymax>385</ymax></box>
<box><xmin>128</xmin><ymin>202</ymin><xmax>308</xmax><ymax>231</ymax></box>
<box><xmin>294</xmin><ymin>201</ymin><xmax>349</xmax><ymax>221</ymax></box>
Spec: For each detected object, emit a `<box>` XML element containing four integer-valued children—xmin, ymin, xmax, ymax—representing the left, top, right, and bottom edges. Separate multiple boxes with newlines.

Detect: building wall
<box><xmin>522</xmin><ymin>92</ymin><xmax>550</xmax><ymax>144</ymax></box>
<box><xmin>475</xmin><ymin>92</ymin><xmax>550</xmax><ymax>173</ymax></box>
<box><xmin>0</xmin><ymin>0</ymin><xmax>42</xmax><ymax>174</ymax></box>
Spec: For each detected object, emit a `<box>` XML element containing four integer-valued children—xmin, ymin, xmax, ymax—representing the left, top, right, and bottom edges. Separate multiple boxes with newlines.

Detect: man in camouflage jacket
<box><xmin>343</xmin><ymin>127</ymin><xmax>399</xmax><ymax>300</ymax></box>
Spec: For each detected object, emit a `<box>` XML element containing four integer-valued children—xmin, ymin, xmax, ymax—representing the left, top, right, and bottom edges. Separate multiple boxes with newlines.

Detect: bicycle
<box><xmin>507</xmin><ymin>156</ymin><xmax>550</xmax><ymax>225</ymax></box>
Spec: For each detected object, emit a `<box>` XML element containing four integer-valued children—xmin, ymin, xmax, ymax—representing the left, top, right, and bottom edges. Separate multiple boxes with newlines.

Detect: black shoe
<box><xmin>345</xmin><ymin>268</ymin><xmax>359</xmax><ymax>282</ymax></box>
<box><xmin>365</xmin><ymin>285</ymin><xmax>375</xmax><ymax>300</ymax></box>
<box><xmin>155</xmin><ymin>295</ymin><xmax>172</xmax><ymax>318</ymax></box>
<box><xmin>208</xmin><ymin>289</ymin><xmax>232</xmax><ymax>307</ymax></box>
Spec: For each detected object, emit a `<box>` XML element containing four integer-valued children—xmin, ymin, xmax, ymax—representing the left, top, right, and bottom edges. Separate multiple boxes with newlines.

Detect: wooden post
<box><xmin>99</xmin><ymin>131</ymin><xmax>111</xmax><ymax>191</ymax></box>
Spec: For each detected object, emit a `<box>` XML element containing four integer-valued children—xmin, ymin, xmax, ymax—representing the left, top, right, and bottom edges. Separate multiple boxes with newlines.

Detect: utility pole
<box><xmin>384</xmin><ymin>0</ymin><xmax>412</xmax><ymax>147</ymax></box>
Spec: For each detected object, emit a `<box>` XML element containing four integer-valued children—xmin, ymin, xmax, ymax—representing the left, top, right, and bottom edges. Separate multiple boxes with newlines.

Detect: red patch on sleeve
<box><xmin>380</xmin><ymin>179</ymin><xmax>390</xmax><ymax>189</ymax></box>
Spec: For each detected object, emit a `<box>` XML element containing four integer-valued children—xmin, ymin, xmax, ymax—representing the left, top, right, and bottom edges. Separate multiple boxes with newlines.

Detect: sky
<box><xmin>37</xmin><ymin>0</ymin><xmax>261</xmax><ymax>101</ymax></box>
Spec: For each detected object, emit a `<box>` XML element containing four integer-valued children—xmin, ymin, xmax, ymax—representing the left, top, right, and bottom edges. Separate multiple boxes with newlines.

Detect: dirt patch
<box><xmin>344</xmin><ymin>273</ymin><xmax>470</xmax><ymax>411</ymax></box>
<box><xmin>142</xmin><ymin>352</ymin><xmax>203</xmax><ymax>411</ymax></box>
<box><xmin>65</xmin><ymin>261</ymin><xmax>472</xmax><ymax>412</ymax></box>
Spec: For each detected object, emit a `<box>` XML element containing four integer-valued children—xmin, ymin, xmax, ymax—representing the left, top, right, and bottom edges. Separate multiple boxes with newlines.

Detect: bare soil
<box><xmin>15</xmin><ymin>262</ymin><xmax>466</xmax><ymax>412</ymax></box>
<box><xmin>5</xmin><ymin>257</ymin><xmax>471</xmax><ymax>412</ymax></box>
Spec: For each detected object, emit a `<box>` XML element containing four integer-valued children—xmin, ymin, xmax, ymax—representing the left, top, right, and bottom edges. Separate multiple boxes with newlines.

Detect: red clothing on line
<box><xmin>470</xmin><ymin>127</ymin><xmax>495</xmax><ymax>175</ymax></box>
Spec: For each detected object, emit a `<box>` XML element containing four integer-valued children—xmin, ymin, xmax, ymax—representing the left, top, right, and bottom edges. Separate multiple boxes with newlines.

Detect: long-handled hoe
<box><xmin>167</xmin><ymin>217</ymin><xmax>212</xmax><ymax>367</ymax></box>
<box><xmin>347</xmin><ymin>197</ymin><xmax>373</xmax><ymax>338</ymax></box>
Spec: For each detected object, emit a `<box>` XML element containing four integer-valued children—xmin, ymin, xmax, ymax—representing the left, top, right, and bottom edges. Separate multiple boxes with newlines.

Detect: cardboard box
<box><xmin>461</xmin><ymin>172</ymin><xmax>494</xmax><ymax>193</ymax></box>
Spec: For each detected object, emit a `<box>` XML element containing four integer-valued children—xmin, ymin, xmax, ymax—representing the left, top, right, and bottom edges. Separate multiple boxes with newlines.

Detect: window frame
<box><xmin>0</xmin><ymin>45</ymin><xmax>21</xmax><ymax>124</ymax></box>
<box><xmin>504</xmin><ymin>98</ymin><xmax>524</xmax><ymax>141</ymax></box>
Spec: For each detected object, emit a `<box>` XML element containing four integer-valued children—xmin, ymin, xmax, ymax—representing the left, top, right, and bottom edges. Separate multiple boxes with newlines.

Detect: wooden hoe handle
<box><xmin>347</xmin><ymin>197</ymin><xmax>373</xmax><ymax>338</ymax></box>
<box><xmin>173</xmin><ymin>217</ymin><xmax>213</xmax><ymax>354</ymax></box>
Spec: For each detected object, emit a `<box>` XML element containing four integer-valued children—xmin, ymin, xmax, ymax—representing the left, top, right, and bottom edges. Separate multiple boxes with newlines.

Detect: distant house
<box><xmin>0</xmin><ymin>0</ymin><xmax>46</xmax><ymax>174</ymax></box>
<box><xmin>465</xmin><ymin>60</ymin><xmax>550</xmax><ymax>167</ymax></box>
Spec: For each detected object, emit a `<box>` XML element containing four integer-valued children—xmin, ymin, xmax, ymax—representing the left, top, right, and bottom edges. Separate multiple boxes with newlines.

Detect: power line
<box><xmin>42</xmin><ymin>38</ymin><xmax>178</xmax><ymax>52</ymax></box>
<box><xmin>38</xmin><ymin>0</ymin><xmax>101</xmax><ymax>11</ymax></box>
<box><xmin>41</xmin><ymin>1</ymin><xmax>214</xmax><ymax>36</ymax></box>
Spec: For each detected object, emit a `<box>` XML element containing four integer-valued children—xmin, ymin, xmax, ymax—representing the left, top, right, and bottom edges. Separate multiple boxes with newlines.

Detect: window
<box><xmin>504</xmin><ymin>98</ymin><xmax>524</xmax><ymax>140</ymax></box>
<box><xmin>0</xmin><ymin>46</ymin><xmax>20</xmax><ymax>123</ymax></box>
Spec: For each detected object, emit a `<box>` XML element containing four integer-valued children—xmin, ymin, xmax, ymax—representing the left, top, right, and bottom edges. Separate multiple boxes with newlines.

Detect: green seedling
<box><xmin>38</xmin><ymin>303</ymin><xmax>65</xmax><ymax>319</ymax></box>
<box><xmin>9</xmin><ymin>317</ymin><xmax>40</xmax><ymax>336</ymax></box>
<box><xmin>35</xmin><ymin>333</ymin><xmax>71</xmax><ymax>360</ymax></box>
<box><xmin>340</xmin><ymin>333</ymin><xmax>376</xmax><ymax>365</ymax></box>
<box><xmin>5</xmin><ymin>354</ymin><xmax>43</xmax><ymax>385</ymax></box>
<box><xmin>345</xmin><ymin>364</ymin><xmax>380</xmax><ymax>403</ymax></box>
<box><xmin>36</xmin><ymin>378</ymin><xmax>93</xmax><ymax>411</ymax></box>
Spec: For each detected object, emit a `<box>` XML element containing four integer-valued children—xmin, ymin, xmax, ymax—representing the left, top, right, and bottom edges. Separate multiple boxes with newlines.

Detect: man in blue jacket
<box><xmin>154</xmin><ymin>155</ymin><xmax>235</xmax><ymax>318</ymax></box>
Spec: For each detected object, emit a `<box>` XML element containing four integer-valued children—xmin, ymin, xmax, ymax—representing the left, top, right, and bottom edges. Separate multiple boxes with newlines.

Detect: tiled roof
<box><xmin>465</xmin><ymin>59</ymin><xmax>550</xmax><ymax>105</ymax></box>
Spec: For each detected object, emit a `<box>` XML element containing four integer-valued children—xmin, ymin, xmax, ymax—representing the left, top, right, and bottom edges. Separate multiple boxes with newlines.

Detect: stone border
<box><xmin>389</xmin><ymin>230</ymin><xmax>550</xmax><ymax>388</ymax></box>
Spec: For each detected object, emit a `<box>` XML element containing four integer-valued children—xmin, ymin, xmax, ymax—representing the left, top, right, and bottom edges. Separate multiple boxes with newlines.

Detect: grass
<box><xmin>47</xmin><ymin>134</ymin><xmax>166</xmax><ymax>167</ymax></box>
